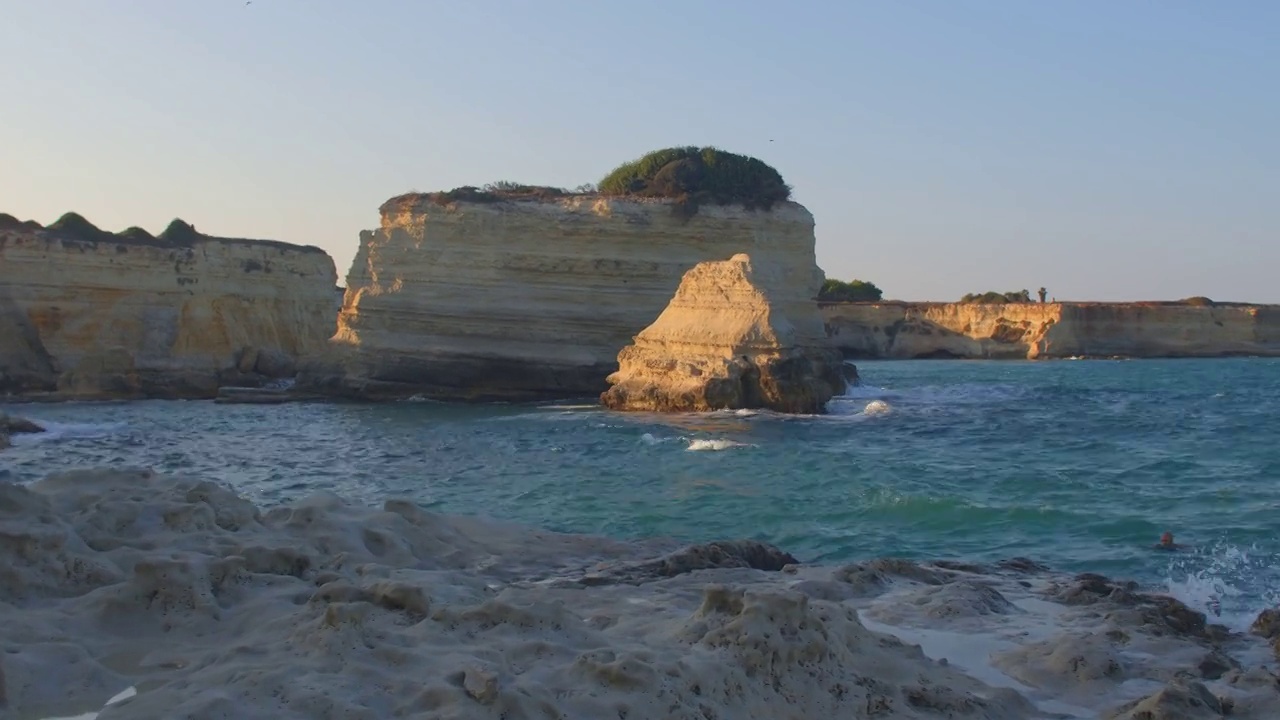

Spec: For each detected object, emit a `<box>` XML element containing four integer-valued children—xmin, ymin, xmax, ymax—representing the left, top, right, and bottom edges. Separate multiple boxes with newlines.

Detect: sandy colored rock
<box><xmin>0</xmin><ymin>218</ymin><xmax>338</xmax><ymax>399</ymax></box>
<box><xmin>305</xmin><ymin>196</ymin><xmax>828</xmax><ymax>401</ymax></box>
<box><xmin>601</xmin><ymin>253</ymin><xmax>845</xmax><ymax>413</ymax></box>
<box><xmin>821</xmin><ymin>301</ymin><xmax>1280</xmax><ymax>359</ymax></box>
<box><xmin>4</xmin><ymin>467</ymin><xmax>1280</xmax><ymax>719</ymax></box>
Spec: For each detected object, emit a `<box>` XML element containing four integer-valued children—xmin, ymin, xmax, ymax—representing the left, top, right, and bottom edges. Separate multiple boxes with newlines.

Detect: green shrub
<box><xmin>818</xmin><ymin>278</ymin><xmax>883</xmax><ymax>302</ymax></box>
<box><xmin>46</xmin><ymin>212</ymin><xmax>115</xmax><ymax>242</ymax></box>
<box><xmin>598</xmin><ymin>146</ymin><xmax>792</xmax><ymax>214</ymax></box>
<box><xmin>157</xmin><ymin>219</ymin><xmax>203</xmax><ymax>244</ymax></box>
<box><xmin>117</xmin><ymin>226</ymin><xmax>156</xmax><ymax>242</ymax></box>
<box><xmin>960</xmin><ymin>289</ymin><xmax>1032</xmax><ymax>304</ymax></box>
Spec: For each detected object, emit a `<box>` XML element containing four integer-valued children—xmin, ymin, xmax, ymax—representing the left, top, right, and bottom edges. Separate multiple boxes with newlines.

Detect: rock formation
<box><xmin>0</xmin><ymin>412</ymin><xmax>44</xmax><ymax>450</ymax></box>
<box><xmin>601</xmin><ymin>253</ymin><xmax>846</xmax><ymax>413</ymax></box>
<box><xmin>0</xmin><ymin>213</ymin><xmax>338</xmax><ymax>399</ymax></box>
<box><xmin>821</xmin><ymin>301</ymin><xmax>1280</xmax><ymax>360</ymax></box>
<box><xmin>305</xmin><ymin>195</ymin><xmax>826</xmax><ymax>400</ymax></box>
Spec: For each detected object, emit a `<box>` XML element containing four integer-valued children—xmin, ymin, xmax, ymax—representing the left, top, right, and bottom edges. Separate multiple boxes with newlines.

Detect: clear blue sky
<box><xmin>3</xmin><ymin>1</ymin><xmax>1277</xmax><ymax>301</ymax></box>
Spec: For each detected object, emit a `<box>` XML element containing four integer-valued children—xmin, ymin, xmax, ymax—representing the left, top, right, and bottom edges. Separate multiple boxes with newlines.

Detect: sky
<box><xmin>2</xmin><ymin>0</ymin><xmax>1277</xmax><ymax>302</ymax></box>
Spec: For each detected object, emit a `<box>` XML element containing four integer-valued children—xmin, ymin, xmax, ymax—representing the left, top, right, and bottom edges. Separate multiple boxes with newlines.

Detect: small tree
<box><xmin>818</xmin><ymin>278</ymin><xmax>883</xmax><ymax>302</ymax></box>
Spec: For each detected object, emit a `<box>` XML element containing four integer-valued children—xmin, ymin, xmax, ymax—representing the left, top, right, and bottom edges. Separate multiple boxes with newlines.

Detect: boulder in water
<box><xmin>601</xmin><ymin>253</ymin><xmax>845</xmax><ymax>414</ymax></box>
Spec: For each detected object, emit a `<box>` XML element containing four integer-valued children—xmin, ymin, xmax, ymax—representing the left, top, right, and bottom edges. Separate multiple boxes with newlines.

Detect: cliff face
<box><xmin>311</xmin><ymin>196</ymin><xmax>824</xmax><ymax>400</ymax></box>
<box><xmin>0</xmin><ymin>220</ymin><xmax>338</xmax><ymax>398</ymax></box>
<box><xmin>601</xmin><ymin>254</ymin><xmax>845</xmax><ymax>413</ymax></box>
<box><xmin>821</xmin><ymin>302</ymin><xmax>1280</xmax><ymax>359</ymax></box>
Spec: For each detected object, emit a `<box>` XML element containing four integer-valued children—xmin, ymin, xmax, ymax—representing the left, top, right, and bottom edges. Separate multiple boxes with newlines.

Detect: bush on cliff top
<box><xmin>818</xmin><ymin>278</ymin><xmax>883</xmax><ymax>302</ymax></box>
<box><xmin>960</xmin><ymin>290</ymin><xmax>1032</xmax><ymax>304</ymax></box>
<box><xmin>598</xmin><ymin>146</ymin><xmax>792</xmax><ymax>212</ymax></box>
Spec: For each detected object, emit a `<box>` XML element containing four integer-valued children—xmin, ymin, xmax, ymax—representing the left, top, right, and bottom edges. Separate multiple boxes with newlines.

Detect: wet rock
<box><xmin>570</xmin><ymin>540</ymin><xmax>798</xmax><ymax>586</ymax></box>
<box><xmin>1196</xmin><ymin>650</ymin><xmax>1238</xmax><ymax>680</ymax></box>
<box><xmin>996</xmin><ymin>557</ymin><xmax>1049</xmax><ymax>574</ymax></box>
<box><xmin>1251</xmin><ymin>608</ymin><xmax>1280</xmax><ymax>640</ymax></box>
<box><xmin>1049</xmin><ymin>573</ymin><xmax>1219</xmax><ymax>640</ymax></box>
<box><xmin>1103</xmin><ymin>680</ymin><xmax>1222</xmax><ymax>719</ymax></box>
<box><xmin>1</xmin><ymin>412</ymin><xmax>45</xmax><ymax>434</ymax></box>
<box><xmin>833</xmin><ymin>558</ymin><xmax>949</xmax><ymax>596</ymax></box>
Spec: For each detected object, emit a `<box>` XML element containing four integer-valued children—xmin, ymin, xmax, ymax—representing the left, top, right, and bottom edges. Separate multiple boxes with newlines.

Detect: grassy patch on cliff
<box><xmin>598</xmin><ymin>146</ymin><xmax>792</xmax><ymax>214</ymax></box>
<box><xmin>818</xmin><ymin>278</ymin><xmax>883</xmax><ymax>302</ymax></box>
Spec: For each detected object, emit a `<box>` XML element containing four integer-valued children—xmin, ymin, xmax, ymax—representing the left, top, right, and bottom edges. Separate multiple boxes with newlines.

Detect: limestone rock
<box><xmin>600</xmin><ymin>253</ymin><xmax>844</xmax><ymax>413</ymax></box>
<box><xmin>1103</xmin><ymin>680</ymin><xmax>1223</xmax><ymax>719</ymax></box>
<box><xmin>821</xmin><ymin>301</ymin><xmax>1280</xmax><ymax>359</ymax></box>
<box><xmin>303</xmin><ymin>196</ymin><xmax>828</xmax><ymax>401</ymax></box>
<box><xmin>0</xmin><ymin>216</ymin><xmax>338</xmax><ymax>399</ymax></box>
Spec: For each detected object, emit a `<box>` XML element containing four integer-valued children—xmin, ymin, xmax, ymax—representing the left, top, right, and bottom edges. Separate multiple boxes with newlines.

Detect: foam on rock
<box><xmin>601</xmin><ymin>253</ymin><xmax>845</xmax><ymax>413</ymax></box>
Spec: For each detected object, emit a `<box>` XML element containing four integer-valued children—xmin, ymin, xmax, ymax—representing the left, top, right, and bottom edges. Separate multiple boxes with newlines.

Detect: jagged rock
<box><xmin>601</xmin><ymin>253</ymin><xmax>845</xmax><ymax>413</ymax></box>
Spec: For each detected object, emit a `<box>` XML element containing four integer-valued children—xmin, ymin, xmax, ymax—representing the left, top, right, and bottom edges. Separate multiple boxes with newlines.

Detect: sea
<box><xmin>4</xmin><ymin>358</ymin><xmax>1279</xmax><ymax>632</ymax></box>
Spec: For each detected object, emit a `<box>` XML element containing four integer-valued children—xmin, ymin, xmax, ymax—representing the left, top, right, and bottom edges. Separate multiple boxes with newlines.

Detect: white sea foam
<box><xmin>1161</xmin><ymin>541</ymin><xmax>1280</xmax><ymax>632</ymax></box>
<box><xmin>863</xmin><ymin>399</ymin><xmax>892</xmax><ymax>416</ymax></box>
<box><xmin>686</xmin><ymin>438</ymin><xmax>752</xmax><ymax>452</ymax></box>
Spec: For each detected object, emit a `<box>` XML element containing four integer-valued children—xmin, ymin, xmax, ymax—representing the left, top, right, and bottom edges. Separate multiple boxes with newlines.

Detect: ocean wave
<box><xmin>6</xmin><ymin>419</ymin><xmax>126</xmax><ymax>445</ymax></box>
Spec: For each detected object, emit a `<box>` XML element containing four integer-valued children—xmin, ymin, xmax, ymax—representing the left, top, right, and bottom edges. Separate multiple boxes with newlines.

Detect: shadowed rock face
<box><xmin>0</xmin><ymin>216</ymin><xmax>338</xmax><ymax>399</ymax></box>
<box><xmin>601</xmin><ymin>253</ymin><xmax>845</xmax><ymax>414</ymax></box>
<box><xmin>301</xmin><ymin>197</ymin><xmax>828</xmax><ymax>401</ymax></box>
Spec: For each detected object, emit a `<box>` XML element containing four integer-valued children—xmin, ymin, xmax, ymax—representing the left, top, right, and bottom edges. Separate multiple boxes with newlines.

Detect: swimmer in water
<box><xmin>1154</xmin><ymin>531</ymin><xmax>1184</xmax><ymax>551</ymax></box>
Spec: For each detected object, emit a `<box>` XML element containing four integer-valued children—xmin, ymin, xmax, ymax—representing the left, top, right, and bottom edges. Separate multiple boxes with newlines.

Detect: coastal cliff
<box><xmin>602</xmin><ymin>253</ymin><xmax>845</xmax><ymax>413</ymax></box>
<box><xmin>310</xmin><ymin>195</ymin><xmax>825</xmax><ymax>400</ymax></box>
<box><xmin>821</xmin><ymin>301</ymin><xmax>1280</xmax><ymax>359</ymax></box>
<box><xmin>0</xmin><ymin>213</ymin><xmax>338</xmax><ymax>399</ymax></box>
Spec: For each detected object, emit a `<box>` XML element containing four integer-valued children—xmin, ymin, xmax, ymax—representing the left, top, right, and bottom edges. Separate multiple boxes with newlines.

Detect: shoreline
<box><xmin>3</xmin><ymin>467</ymin><xmax>1278</xmax><ymax>719</ymax></box>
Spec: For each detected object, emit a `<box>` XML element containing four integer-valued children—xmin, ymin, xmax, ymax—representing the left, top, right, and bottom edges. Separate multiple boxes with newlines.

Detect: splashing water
<box><xmin>1161</xmin><ymin>540</ymin><xmax>1280</xmax><ymax>631</ymax></box>
<box><xmin>863</xmin><ymin>400</ymin><xmax>891</xmax><ymax>416</ymax></box>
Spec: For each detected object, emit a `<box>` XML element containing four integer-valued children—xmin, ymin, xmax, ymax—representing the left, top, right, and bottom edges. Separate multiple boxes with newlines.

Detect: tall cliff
<box><xmin>0</xmin><ymin>214</ymin><xmax>338</xmax><ymax>399</ymax></box>
<box><xmin>309</xmin><ymin>195</ymin><xmax>825</xmax><ymax>400</ymax></box>
<box><xmin>602</xmin><ymin>253</ymin><xmax>845</xmax><ymax>413</ymax></box>
<box><xmin>821</xmin><ymin>302</ymin><xmax>1280</xmax><ymax>359</ymax></box>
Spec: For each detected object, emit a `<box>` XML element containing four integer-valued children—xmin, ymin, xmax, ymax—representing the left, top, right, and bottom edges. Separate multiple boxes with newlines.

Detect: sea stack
<box><xmin>601</xmin><ymin>253</ymin><xmax>845</xmax><ymax>413</ymax></box>
<box><xmin>306</xmin><ymin>147</ymin><xmax>827</xmax><ymax>402</ymax></box>
<box><xmin>0</xmin><ymin>213</ymin><xmax>338</xmax><ymax>399</ymax></box>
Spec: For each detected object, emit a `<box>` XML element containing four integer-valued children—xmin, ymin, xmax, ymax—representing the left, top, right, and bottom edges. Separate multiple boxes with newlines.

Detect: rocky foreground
<box><xmin>1</xmin><ymin>468</ymin><xmax>1278</xmax><ymax>719</ymax></box>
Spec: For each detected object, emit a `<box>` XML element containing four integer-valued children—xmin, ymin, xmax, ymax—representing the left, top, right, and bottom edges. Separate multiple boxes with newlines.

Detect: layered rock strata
<box><xmin>601</xmin><ymin>253</ymin><xmax>845</xmax><ymax>413</ymax></box>
<box><xmin>821</xmin><ymin>302</ymin><xmax>1280</xmax><ymax>359</ymax></box>
<box><xmin>0</xmin><ymin>214</ymin><xmax>338</xmax><ymax>399</ymax></box>
<box><xmin>305</xmin><ymin>196</ymin><xmax>825</xmax><ymax>401</ymax></box>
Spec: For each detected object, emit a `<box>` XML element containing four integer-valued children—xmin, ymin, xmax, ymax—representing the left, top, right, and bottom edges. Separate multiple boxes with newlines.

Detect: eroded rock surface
<box><xmin>601</xmin><ymin>253</ymin><xmax>845</xmax><ymax>413</ymax></box>
<box><xmin>0</xmin><ymin>216</ymin><xmax>337</xmax><ymax>399</ymax></box>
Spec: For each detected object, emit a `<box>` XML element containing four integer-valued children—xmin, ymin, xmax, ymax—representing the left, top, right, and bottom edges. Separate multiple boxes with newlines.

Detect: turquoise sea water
<box><xmin>4</xmin><ymin>358</ymin><xmax>1279</xmax><ymax>626</ymax></box>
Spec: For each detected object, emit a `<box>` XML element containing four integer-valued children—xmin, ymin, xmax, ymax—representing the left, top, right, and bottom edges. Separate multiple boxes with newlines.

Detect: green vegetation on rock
<box><xmin>598</xmin><ymin>146</ymin><xmax>792</xmax><ymax>212</ymax></box>
<box><xmin>818</xmin><ymin>278</ymin><xmax>883</xmax><ymax>302</ymax></box>
<box><xmin>385</xmin><ymin>146</ymin><xmax>792</xmax><ymax>219</ymax></box>
<box><xmin>959</xmin><ymin>290</ymin><xmax>1033</xmax><ymax>304</ymax></box>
